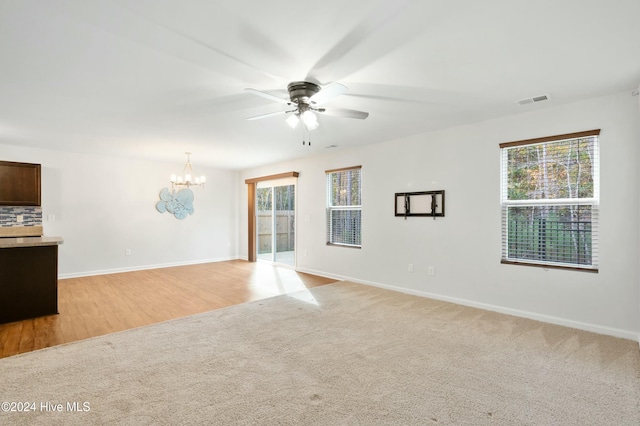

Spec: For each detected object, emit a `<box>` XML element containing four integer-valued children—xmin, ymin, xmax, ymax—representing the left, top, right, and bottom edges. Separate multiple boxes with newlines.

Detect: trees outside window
<box><xmin>326</xmin><ymin>166</ymin><xmax>362</xmax><ymax>248</ymax></box>
<box><xmin>500</xmin><ymin>130</ymin><xmax>599</xmax><ymax>271</ymax></box>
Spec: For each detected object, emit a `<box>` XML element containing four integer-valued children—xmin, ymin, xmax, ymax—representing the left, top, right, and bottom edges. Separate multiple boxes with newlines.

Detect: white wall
<box><xmin>0</xmin><ymin>145</ymin><xmax>239</xmax><ymax>277</ymax></box>
<box><xmin>2</xmin><ymin>91</ymin><xmax>636</xmax><ymax>340</ymax></box>
<box><xmin>240</xmin><ymin>91</ymin><xmax>640</xmax><ymax>340</ymax></box>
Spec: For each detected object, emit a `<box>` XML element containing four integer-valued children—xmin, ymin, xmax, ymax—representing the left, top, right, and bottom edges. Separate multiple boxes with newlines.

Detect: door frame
<box><xmin>245</xmin><ymin>171</ymin><xmax>299</xmax><ymax>262</ymax></box>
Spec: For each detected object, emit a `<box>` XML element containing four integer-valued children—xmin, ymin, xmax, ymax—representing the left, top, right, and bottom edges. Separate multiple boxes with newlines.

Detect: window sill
<box><xmin>326</xmin><ymin>243</ymin><xmax>362</xmax><ymax>249</ymax></box>
<box><xmin>501</xmin><ymin>259</ymin><xmax>598</xmax><ymax>273</ymax></box>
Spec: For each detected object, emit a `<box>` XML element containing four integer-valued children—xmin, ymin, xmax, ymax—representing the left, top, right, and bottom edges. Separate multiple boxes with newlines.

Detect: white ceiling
<box><xmin>1</xmin><ymin>0</ymin><xmax>639</xmax><ymax>170</ymax></box>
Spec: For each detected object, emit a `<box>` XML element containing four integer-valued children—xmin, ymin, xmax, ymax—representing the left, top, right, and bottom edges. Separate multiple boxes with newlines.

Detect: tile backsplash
<box><xmin>0</xmin><ymin>206</ymin><xmax>43</xmax><ymax>228</ymax></box>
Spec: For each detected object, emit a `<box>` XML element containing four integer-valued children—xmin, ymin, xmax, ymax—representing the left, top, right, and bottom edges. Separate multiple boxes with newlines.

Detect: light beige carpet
<box><xmin>1</xmin><ymin>281</ymin><xmax>639</xmax><ymax>425</ymax></box>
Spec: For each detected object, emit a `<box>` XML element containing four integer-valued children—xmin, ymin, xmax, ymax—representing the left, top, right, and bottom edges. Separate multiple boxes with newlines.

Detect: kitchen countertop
<box><xmin>0</xmin><ymin>236</ymin><xmax>64</xmax><ymax>249</ymax></box>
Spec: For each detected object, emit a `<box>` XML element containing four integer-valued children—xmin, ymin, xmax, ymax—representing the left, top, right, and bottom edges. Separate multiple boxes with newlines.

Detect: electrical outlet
<box><xmin>125</xmin><ymin>249</ymin><xmax>132</xmax><ymax>256</ymax></box>
<box><xmin>48</xmin><ymin>214</ymin><xmax>56</xmax><ymax>222</ymax></box>
<box><xmin>428</xmin><ymin>266</ymin><xmax>435</xmax><ymax>276</ymax></box>
<box><xmin>408</xmin><ymin>263</ymin><xmax>414</xmax><ymax>272</ymax></box>
<box><xmin>16</xmin><ymin>214</ymin><xmax>23</xmax><ymax>223</ymax></box>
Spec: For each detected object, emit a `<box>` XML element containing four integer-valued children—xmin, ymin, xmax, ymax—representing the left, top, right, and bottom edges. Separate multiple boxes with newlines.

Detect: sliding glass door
<box><xmin>256</xmin><ymin>181</ymin><xmax>296</xmax><ymax>266</ymax></box>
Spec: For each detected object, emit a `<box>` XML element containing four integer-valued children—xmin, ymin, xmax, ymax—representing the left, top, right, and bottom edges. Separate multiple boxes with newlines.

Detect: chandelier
<box><xmin>169</xmin><ymin>152</ymin><xmax>206</xmax><ymax>189</ymax></box>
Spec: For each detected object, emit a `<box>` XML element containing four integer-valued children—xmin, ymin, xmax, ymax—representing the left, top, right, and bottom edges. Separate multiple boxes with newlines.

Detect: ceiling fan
<box><xmin>245</xmin><ymin>81</ymin><xmax>369</xmax><ymax>130</ymax></box>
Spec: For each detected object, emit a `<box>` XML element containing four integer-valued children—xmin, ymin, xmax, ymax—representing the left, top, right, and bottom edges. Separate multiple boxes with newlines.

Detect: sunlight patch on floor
<box><xmin>252</xmin><ymin>263</ymin><xmax>319</xmax><ymax>306</ymax></box>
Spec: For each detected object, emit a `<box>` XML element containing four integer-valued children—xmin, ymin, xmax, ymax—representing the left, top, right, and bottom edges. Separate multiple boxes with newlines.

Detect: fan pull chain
<box><xmin>301</xmin><ymin>127</ymin><xmax>311</xmax><ymax>146</ymax></box>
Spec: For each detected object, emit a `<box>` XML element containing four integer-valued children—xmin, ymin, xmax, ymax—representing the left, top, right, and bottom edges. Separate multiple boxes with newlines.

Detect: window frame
<box><xmin>499</xmin><ymin>130</ymin><xmax>600</xmax><ymax>272</ymax></box>
<box><xmin>325</xmin><ymin>165</ymin><xmax>362</xmax><ymax>249</ymax></box>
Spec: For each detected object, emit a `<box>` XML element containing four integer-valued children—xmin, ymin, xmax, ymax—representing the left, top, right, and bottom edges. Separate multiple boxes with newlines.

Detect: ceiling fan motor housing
<box><xmin>246</xmin><ymin>81</ymin><xmax>367</xmax><ymax>122</ymax></box>
<box><xmin>287</xmin><ymin>81</ymin><xmax>320</xmax><ymax>105</ymax></box>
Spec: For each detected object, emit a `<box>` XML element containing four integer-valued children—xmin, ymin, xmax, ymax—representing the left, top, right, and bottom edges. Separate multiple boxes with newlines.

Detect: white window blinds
<box><xmin>326</xmin><ymin>166</ymin><xmax>362</xmax><ymax>248</ymax></box>
<box><xmin>500</xmin><ymin>130</ymin><xmax>599</xmax><ymax>271</ymax></box>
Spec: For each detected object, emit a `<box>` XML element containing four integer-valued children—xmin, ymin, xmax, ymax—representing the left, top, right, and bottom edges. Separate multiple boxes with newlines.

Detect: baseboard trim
<box><xmin>59</xmin><ymin>262</ymin><xmax>638</xmax><ymax>342</ymax></box>
<box><xmin>296</xmin><ymin>267</ymin><xmax>638</xmax><ymax>342</ymax></box>
<box><xmin>295</xmin><ymin>267</ymin><xmax>345</xmax><ymax>283</ymax></box>
<box><xmin>58</xmin><ymin>257</ymin><xmax>240</xmax><ymax>279</ymax></box>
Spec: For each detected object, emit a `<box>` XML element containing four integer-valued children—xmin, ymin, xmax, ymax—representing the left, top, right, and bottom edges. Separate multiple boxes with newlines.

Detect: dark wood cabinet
<box><xmin>0</xmin><ymin>161</ymin><xmax>41</xmax><ymax>206</ymax></box>
<box><xmin>0</xmin><ymin>245</ymin><xmax>58</xmax><ymax>323</ymax></box>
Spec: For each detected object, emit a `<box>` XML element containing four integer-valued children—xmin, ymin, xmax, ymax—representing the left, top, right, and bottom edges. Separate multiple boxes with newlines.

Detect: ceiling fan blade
<box><xmin>306</xmin><ymin>0</ymin><xmax>418</xmax><ymax>83</ymax></box>
<box><xmin>317</xmin><ymin>106</ymin><xmax>369</xmax><ymax>120</ymax></box>
<box><xmin>246</xmin><ymin>110</ymin><xmax>288</xmax><ymax>121</ymax></box>
<box><xmin>310</xmin><ymin>83</ymin><xmax>348</xmax><ymax>105</ymax></box>
<box><xmin>244</xmin><ymin>88</ymin><xmax>290</xmax><ymax>104</ymax></box>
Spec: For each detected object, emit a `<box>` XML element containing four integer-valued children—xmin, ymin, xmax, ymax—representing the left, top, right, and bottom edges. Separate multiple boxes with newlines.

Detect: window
<box><xmin>326</xmin><ymin>166</ymin><xmax>362</xmax><ymax>247</ymax></box>
<box><xmin>500</xmin><ymin>130</ymin><xmax>599</xmax><ymax>271</ymax></box>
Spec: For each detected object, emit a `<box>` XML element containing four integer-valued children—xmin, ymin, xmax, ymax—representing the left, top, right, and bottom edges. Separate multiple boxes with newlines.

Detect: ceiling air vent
<box><xmin>517</xmin><ymin>94</ymin><xmax>550</xmax><ymax>105</ymax></box>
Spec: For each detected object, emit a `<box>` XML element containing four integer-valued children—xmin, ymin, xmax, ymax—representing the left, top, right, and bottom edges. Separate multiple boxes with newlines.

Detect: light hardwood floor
<box><xmin>0</xmin><ymin>260</ymin><xmax>337</xmax><ymax>359</ymax></box>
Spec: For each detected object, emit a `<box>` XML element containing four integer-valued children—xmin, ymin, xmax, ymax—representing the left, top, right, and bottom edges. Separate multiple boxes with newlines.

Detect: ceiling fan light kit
<box><xmin>301</xmin><ymin>110</ymin><xmax>319</xmax><ymax>130</ymax></box>
<box><xmin>285</xmin><ymin>114</ymin><xmax>299</xmax><ymax>129</ymax></box>
<box><xmin>245</xmin><ymin>81</ymin><xmax>369</xmax><ymax>132</ymax></box>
